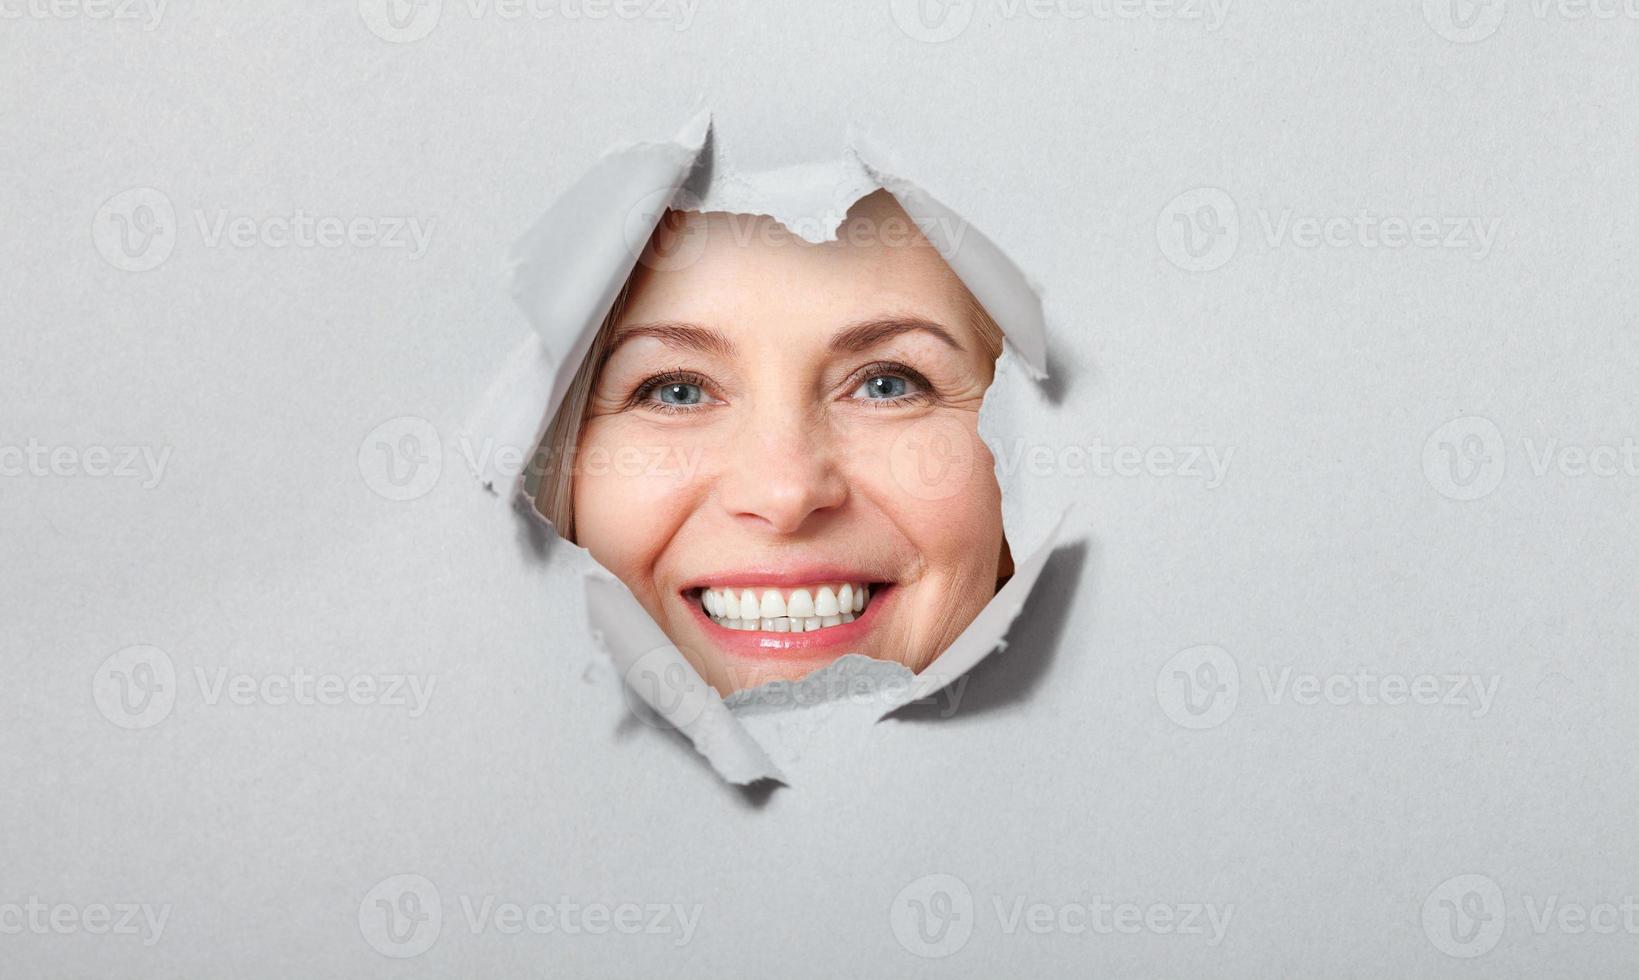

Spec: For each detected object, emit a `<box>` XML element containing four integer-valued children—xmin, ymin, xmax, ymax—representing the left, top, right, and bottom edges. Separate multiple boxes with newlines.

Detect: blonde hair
<box><xmin>528</xmin><ymin>278</ymin><xmax>633</xmax><ymax>542</ymax></box>
<box><xmin>529</xmin><ymin>228</ymin><xmax>1005</xmax><ymax>543</ymax></box>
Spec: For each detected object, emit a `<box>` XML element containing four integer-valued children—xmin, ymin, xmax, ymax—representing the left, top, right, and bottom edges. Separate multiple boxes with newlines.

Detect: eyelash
<box><xmin>845</xmin><ymin>360</ymin><xmax>936</xmax><ymax>408</ymax></box>
<box><xmin>625</xmin><ymin>361</ymin><xmax>937</xmax><ymax>414</ymax></box>
<box><xmin>628</xmin><ymin>369</ymin><xmax>714</xmax><ymax>415</ymax></box>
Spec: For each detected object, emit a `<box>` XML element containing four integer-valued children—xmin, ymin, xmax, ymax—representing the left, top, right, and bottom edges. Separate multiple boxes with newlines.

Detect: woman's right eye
<box><xmin>632</xmin><ymin>373</ymin><xmax>719</xmax><ymax>412</ymax></box>
<box><xmin>653</xmin><ymin>382</ymin><xmax>704</xmax><ymax>406</ymax></box>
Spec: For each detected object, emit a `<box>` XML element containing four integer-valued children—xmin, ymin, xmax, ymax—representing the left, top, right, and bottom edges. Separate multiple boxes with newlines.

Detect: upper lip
<box><xmin>680</xmin><ymin>565</ymin><xmax>893</xmax><ymax>591</ymax></box>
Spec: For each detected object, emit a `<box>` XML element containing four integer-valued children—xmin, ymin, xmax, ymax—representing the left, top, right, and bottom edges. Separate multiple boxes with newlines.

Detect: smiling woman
<box><xmin>533</xmin><ymin>189</ymin><xmax>1012</xmax><ymax>695</ymax></box>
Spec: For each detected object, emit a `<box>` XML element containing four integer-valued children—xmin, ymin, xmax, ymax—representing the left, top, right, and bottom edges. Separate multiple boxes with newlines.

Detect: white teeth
<box><xmin>787</xmin><ymin>589</ymin><xmax>815</xmax><ymax>619</ymax></box>
<box><xmin>814</xmin><ymin>586</ymin><xmax>840</xmax><ymax>617</ymax></box>
<box><xmin>699</xmin><ymin>581</ymin><xmax>876</xmax><ymax>633</ymax></box>
<box><xmin>759</xmin><ymin>590</ymin><xmax>786</xmax><ymax>618</ymax></box>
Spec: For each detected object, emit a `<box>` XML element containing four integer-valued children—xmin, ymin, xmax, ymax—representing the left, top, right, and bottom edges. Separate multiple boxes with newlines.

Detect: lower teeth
<box><xmin>708</xmin><ymin>613</ymin><xmax>856</xmax><ymax>632</ymax></box>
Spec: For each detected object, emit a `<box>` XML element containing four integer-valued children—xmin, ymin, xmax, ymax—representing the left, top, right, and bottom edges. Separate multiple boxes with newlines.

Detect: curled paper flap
<box><xmin>585</xmin><ymin>575</ymin><xmax>784</xmax><ymax>786</ymax></box>
<box><xmin>849</xmin><ymin>128</ymin><xmax>1050</xmax><ymax>380</ymax></box>
<box><xmin>460</xmin><ymin>331</ymin><xmax>554</xmax><ymax>489</ymax></box>
<box><xmin>677</xmin><ymin>157</ymin><xmax>880</xmax><ymax>244</ymax></box>
<box><xmin>507</xmin><ymin>110</ymin><xmax>711</xmax><ymax>430</ymax></box>
<box><xmin>978</xmin><ymin>344</ymin><xmax>1063</xmax><ymax>560</ymax></box>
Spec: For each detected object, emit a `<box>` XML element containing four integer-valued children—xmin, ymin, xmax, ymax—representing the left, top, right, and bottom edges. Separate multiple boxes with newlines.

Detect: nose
<box><xmin>716</xmin><ymin>405</ymin><xmax>848</xmax><ymax>534</ymax></box>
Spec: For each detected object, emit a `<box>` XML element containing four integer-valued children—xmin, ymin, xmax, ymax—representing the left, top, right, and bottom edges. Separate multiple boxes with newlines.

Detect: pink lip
<box><xmin>681</xmin><ymin>583</ymin><xmax>894</xmax><ymax>660</ymax></box>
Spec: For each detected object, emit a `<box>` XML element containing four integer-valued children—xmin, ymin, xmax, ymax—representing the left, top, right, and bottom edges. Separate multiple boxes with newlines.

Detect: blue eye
<box><xmin>859</xmin><ymin>375</ymin><xmax>911</xmax><ymax>399</ymax></box>
<box><xmin>655</xmin><ymin>382</ymin><xmax>704</xmax><ymax>406</ymax></box>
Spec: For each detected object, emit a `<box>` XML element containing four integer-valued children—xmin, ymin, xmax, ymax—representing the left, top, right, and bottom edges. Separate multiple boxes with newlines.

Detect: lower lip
<box><xmin>683</xmin><ymin>586</ymin><xmax>892</xmax><ymax>660</ymax></box>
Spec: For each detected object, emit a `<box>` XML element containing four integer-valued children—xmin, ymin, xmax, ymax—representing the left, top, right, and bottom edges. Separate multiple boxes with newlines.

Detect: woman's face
<box><xmin>572</xmin><ymin>191</ymin><xmax>1006</xmax><ymax>694</ymax></box>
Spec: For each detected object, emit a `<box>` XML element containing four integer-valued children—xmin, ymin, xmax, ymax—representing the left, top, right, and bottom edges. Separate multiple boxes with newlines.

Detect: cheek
<box><xmin>847</xmin><ymin>410</ymin><xmax>1004</xmax><ymax>574</ymax></box>
<box><xmin>571</xmin><ymin>419</ymin><xmax>701</xmax><ymax>592</ymax></box>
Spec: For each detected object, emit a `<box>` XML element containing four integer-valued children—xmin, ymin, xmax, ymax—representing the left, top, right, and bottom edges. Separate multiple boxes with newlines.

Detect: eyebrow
<box><xmin>604</xmin><ymin>322</ymin><xmax>739</xmax><ymax>362</ymax></box>
<box><xmin>603</xmin><ymin>314</ymin><xmax>964</xmax><ymax>364</ymax></box>
<box><xmin>829</xmin><ymin>316</ymin><xmax>966</xmax><ymax>354</ymax></box>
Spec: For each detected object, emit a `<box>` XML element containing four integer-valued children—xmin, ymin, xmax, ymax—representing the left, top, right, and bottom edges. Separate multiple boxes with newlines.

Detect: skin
<box><xmin>573</xmin><ymin>190</ymin><xmax>1006</xmax><ymax>695</ymax></box>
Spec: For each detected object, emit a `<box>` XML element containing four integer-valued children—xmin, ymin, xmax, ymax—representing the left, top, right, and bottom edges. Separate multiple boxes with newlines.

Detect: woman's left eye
<box><xmin>852</xmin><ymin>373</ymin><xmax>920</xmax><ymax>401</ymax></box>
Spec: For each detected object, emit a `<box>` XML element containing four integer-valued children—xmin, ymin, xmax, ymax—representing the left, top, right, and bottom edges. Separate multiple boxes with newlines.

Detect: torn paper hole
<box><xmin>468</xmin><ymin>114</ymin><xmax>1066</xmax><ymax>785</ymax></box>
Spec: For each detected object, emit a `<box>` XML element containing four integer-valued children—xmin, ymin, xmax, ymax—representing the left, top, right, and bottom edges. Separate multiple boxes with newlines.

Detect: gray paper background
<box><xmin>5</xmin><ymin>1</ymin><xmax>1637</xmax><ymax>976</ymax></box>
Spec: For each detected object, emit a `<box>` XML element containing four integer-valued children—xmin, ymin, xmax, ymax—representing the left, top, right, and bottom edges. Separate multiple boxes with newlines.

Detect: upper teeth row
<box><xmin>700</xmin><ymin>583</ymin><xmax>869</xmax><ymax>620</ymax></box>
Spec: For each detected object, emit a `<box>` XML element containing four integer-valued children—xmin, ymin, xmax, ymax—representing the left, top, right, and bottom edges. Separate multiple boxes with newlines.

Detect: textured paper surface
<box><xmin>7</xmin><ymin>6</ymin><xmax>1639</xmax><ymax>977</ymax></box>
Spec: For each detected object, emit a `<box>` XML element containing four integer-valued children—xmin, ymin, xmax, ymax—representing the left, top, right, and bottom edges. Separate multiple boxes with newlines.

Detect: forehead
<box><xmin>619</xmin><ymin>191</ymin><xmax>976</xmax><ymax>334</ymax></box>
